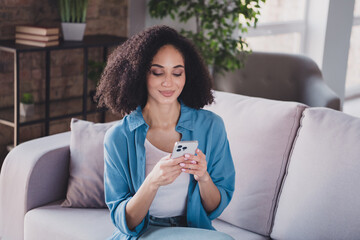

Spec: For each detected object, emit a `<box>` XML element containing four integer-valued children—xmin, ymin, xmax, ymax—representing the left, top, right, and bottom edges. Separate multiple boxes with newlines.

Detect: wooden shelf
<box><xmin>0</xmin><ymin>35</ymin><xmax>127</xmax><ymax>53</ymax></box>
<box><xmin>0</xmin><ymin>96</ymin><xmax>105</xmax><ymax>127</ymax></box>
<box><xmin>0</xmin><ymin>35</ymin><xmax>126</xmax><ymax>146</ymax></box>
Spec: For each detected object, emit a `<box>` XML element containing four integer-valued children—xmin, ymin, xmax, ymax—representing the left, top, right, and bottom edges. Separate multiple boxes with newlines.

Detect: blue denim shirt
<box><xmin>104</xmin><ymin>103</ymin><xmax>235</xmax><ymax>240</ymax></box>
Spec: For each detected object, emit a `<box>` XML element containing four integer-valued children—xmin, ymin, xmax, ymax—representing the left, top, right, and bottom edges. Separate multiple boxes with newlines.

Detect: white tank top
<box><xmin>144</xmin><ymin>138</ymin><xmax>189</xmax><ymax>217</ymax></box>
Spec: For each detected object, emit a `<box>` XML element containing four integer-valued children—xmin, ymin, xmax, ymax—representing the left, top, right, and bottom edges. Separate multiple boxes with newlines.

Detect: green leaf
<box><xmin>147</xmin><ymin>0</ymin><xmax>266</xmax><ymax>74</ymax></box>
<box><xmin>21</xmin><ymin>93</ymin><xmax>34</xmax><ymax>104</ymax></box>
<box><xmin>58</xmin><ymin>0</ymin><xmax>87</xmax><ymax>23</ymax></box>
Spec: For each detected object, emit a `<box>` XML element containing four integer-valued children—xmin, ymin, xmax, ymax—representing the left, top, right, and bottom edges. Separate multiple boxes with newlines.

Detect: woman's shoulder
<box><xmin>104</xmin><ymin>116</ymin><xmax>131</xmax><ymax>143</ymax></box>
<box><xmin>195</xmin><ymin>108</ymin><xmax>225</xmax><ymax>126</ymax></box>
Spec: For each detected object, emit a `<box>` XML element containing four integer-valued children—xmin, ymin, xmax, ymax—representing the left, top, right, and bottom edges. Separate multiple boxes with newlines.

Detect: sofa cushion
<box><xmin>25</xmin><ymin>202</ymin><xmax>115</xmax><ymax>240</ymax></box>
<box><xmin>212</xmin><ymin>219</ymin><xmax>270</xmax><ymax>240</ymax></box>
<box><xmin>204</xmin><ymin>91</ymin><xmax>306</xmax><ymax>236</ymax></box>
<box><xmin>61</xmin><ymin>118</ymin><xmax>116</xmax><ymax>208</ymax></box>
<box><xmin>24</xmin><ymin>203</ymin><xmax>262</xmax><ymax>240</ymax></box>
<box><xmin>271</xmin><ymin>108</ymin><xmax>360</xmax><ymax>240</ymax></box>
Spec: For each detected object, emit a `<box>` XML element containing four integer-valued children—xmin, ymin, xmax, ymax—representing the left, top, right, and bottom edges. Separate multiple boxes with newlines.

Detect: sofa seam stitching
<box><xmin>266</xmin><ymin>105</ymin><xmax>307</xmax><ymax>236</ymax></box>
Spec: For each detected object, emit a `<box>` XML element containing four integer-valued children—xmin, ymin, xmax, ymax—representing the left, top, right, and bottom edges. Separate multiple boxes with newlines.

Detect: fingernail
<box><xmin>191</xmin><ymin>160</ymin><xmax>197</xmax><ymax>164</ymax></box>
<box><xmin>185</xmin><ymin>154</ymin><xmax>190</xmax><ymax>158</ymax></box>
<box><xmin>184</xmin><ymin>158</ymin><xmax>188</xmax><ymax>160</ymax></box>
<box><xmin>196</xmin><ymin>149</ymin><xmax>200</xmax><ymax>153</ymax></box>
<box><xmin>181</xmin><ymin>168</ymin><xmax>186</xmax><ymax>172</ymax></box>
<box><xmin>180</xmin><ymin>163</ymin><xmax>185</xmax><ymax>167</ymax></box>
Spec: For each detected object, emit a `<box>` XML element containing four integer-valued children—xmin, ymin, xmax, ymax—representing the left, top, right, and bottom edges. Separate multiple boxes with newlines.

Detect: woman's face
<box><xmin>146</xmin><ymin>44</ymin><xmax>186</xmax><ymax>106</ymax></box>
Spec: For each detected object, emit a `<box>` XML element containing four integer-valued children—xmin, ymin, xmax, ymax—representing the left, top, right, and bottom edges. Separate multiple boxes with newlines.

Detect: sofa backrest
<box><xmin>213</xmin><ymin>52</ymin><xmax>340</xmax><ymax>110</ymax></box>
<box><xmin>271</xmin><ymin>108</ymin><xmax>360</xmax><ymax>240</ymax></box>
<box><xmin>205</xmin><ymin>91</ymin><xmax>306</xmax><ymax>236</ymax></box>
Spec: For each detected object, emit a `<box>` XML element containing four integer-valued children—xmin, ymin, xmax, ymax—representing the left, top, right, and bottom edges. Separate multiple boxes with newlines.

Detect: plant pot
<box><xmin>20</xmin><ymin>103</ymin><xmax>34</xmax><ymax>117</ymax></box>
<box><xmin>61</xmin><ymin>22</ymin><xmax>86</xmax><ymax>41</ymax></box>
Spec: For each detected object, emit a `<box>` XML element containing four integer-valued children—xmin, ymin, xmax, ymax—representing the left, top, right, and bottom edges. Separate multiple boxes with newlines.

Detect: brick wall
<box><xmin>0</xmin><ymin>0</ymin><xmax>127</xmax><ymax>166</ymax></box>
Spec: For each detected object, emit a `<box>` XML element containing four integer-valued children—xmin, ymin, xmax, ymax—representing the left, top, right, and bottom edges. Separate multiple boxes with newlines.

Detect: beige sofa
<box><xmin>1</xmin><ymin>91</ymin><xmax>359</xmax><ymax>240</ymax></box>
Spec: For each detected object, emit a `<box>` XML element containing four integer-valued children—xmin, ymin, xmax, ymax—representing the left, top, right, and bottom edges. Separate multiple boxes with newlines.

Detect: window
<box><xmin>243</xmin><ymin>0</ymin><xmax>307</xmax><ymax>54</ymax></box>
<box><xmin>345</xmin><ymin>0</ymin><xmax>360</xmax><ymax>98</ymax></box>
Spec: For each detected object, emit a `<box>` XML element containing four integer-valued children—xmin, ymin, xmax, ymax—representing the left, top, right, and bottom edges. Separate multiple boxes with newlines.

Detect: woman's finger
<box><xmin>167</xmin><ymin>156</ymin><xmax>185</xmax><ymax>166</ymax></box>
<box><xmin>195</xmin><ymin>149</ymin><xmax>206</xmax><ymax>159</ymax></box>
<box><xmin>181</xmin><ymin>168</ymin><xmax>201</xmax><ymax>175</ymax></box>
<box><xmin>179</xmin><ymin>162</ymin><xmax>200</xmax><ymax>170</ymax></box>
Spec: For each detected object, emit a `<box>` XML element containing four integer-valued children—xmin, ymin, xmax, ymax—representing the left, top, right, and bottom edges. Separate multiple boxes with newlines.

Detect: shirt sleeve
<box><xmin>103</xmin><ymin>129</ymin><xmax>149</xmax><ymax>237</ymax></box>
<box><xmin>206</xmin><ymin>116</ymin><xmax>236</xmax><ymax>220</ymax></box>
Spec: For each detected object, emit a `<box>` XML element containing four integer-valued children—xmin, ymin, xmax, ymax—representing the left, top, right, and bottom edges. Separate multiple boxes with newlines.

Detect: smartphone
<box><xmin>171</xmin><ymin>140</ymin><xmax>199</xmax><ymax>159</ymax></box>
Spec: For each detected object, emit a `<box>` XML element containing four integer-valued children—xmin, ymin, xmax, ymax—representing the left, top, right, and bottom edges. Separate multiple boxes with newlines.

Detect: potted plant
<box><xmin>88</xmin><ymin>60</ymin><xmax>106</xmax><ymax>103</ymax></box>
<box><xmin>20</xmin><ymin>93</ymin><xmax>35</xmax><ymax>117</ymax></box>
<box><xmin>148</xmin><ymin>0</ymin><xmax>265</xmax><ymax>76</ymax></box>
<box><xmin>59</xmin><ymin>0</ymin><xmax>88</xmax><ymax>41</ymax></box>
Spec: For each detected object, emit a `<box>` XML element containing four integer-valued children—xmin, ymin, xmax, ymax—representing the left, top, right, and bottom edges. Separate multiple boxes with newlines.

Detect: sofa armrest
<box><xmin>295</xmin><ymin>54</ymin><xmax>341</xmax><ymax>111</ymax></box>
<box><xmin>300</xmin><ymin>75</ymin><xmax>341</xmax><ymax>111</ymax></box>
<box><xmin>0</xmin><ymin>132</ymin><xmax>71</xmax><ymax>240</ymax></box>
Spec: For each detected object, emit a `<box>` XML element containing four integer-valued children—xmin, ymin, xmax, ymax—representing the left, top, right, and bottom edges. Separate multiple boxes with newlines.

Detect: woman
<box><xmin>95</xmin><ymin>25</ymin><xmax>235</xmax><ymax>240</ymax></box>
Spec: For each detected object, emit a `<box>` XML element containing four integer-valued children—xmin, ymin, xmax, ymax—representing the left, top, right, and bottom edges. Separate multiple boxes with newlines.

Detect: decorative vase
<box><xmin>61</xmin><ymin>22</ymin><xmax>86</xmax><ymax>41</ymax></box>
<box><xmin>20</xmin><ymin>103</ymin><xmax>34</xmax><ymax>117</ymax></box>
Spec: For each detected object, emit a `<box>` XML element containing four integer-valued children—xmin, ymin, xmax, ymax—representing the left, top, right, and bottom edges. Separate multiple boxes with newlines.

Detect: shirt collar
<box><xmin>128</xmin><ymin>106</ymin><xmax>146</xmax><ymax>131</ymax></box>
<box><xmin>127</xmin><ymin>101</ymin><xmax>194</xmax><ymax>132</ymax></box>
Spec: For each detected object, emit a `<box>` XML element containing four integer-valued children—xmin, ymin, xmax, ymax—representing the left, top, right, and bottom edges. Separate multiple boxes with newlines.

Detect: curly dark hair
<box><xmin>95</xmin><ymin>25</ymin><xmax>214</xmax><ymax>116</ymax></box>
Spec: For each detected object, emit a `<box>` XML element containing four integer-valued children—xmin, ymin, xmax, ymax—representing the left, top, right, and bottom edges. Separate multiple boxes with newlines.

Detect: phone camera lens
<box><xmin>182</xmin><ymin>147</ymin><xmax>187</xmax><ymax>150</ymax></box>
<box><xmin>176</xmin><ymin>149</ymin><xmax>181</xmax><ymax>152</ymax></box>
<box><xmin>178</xmin><ymin>145</ymin><xmax>182</xmax><ymax>148</ymax></box>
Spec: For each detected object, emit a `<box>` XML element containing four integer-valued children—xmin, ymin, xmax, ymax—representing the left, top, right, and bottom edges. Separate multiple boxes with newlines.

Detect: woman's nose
<box><xmin>161</xmin><ymin>74</ymin><xmax>173</xmax><ymax>87</ymax></box>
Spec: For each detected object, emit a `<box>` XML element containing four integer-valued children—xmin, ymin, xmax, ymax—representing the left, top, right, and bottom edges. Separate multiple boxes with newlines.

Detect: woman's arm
<box><xmin>125</xmin><ymin>156</ymin><xmax>185</xmax><ymax>230</ymax></box>
<box><xmin>197</xmin><ymin>172</ymin><xmax>221</xmax><ymax>212</ymax></box>
<box><xmin>125</xmin><ymin>176</ymin><xmax>158</xmax><ymax>230</ymax></box>
<box><xmin>180</xmin><ymin>149</ymin><xmax>221</xmax><ymax>212</ymax></box>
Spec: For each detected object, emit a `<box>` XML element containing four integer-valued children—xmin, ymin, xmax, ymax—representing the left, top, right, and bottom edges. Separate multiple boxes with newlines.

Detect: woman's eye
<box><xmin>152</xmin><ymin>71</ymin><xmax>163</xmax><ymax>76</ymax></box>
<box><xmin>173</xmin><ymin>73</ymin><xmax>182</xmax><ymax>77</ymax></box>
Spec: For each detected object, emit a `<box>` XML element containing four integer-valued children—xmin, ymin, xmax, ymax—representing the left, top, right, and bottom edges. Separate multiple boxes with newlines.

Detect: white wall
<box><xmin>128</xmin><ymin>0</ymin><xmax>195</xmax><ymax>36</ymax></box>
<box><xmin>128</xmin><ymin>0</ymin><xmax>146</xmax><ymax>37</ymax></box>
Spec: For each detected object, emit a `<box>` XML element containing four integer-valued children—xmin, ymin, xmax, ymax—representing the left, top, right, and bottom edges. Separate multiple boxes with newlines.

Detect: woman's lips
<box><xmin>159</xmin><ymin>90</ymin><xmax>175</xmax><ymax>97</ymax></box>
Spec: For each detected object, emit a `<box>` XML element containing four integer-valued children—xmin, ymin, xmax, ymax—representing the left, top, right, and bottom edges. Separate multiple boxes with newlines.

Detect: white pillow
<box><xmin>61</xmin><ymin>118</ymin><xmax>116</xmax><ymax>208</ymax></box>
<box><xmin>205</xmin><ymin>91</ymin><xmax>306</xmax><ymax>236</ymax></box>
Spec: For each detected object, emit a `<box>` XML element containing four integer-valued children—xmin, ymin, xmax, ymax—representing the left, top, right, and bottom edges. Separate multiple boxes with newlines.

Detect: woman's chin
<box><xmin>160</xmin><ymin>97</ymin><xmax>178</xmax><ymax>104</ymax></box>
<box><xmin>156</xmin><ymin>95</ymin><xmax>180</xmax><ymax>105</ymax></box>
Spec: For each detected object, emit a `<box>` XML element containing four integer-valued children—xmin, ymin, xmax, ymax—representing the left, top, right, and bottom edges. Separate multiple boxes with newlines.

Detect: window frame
<box><xmin>345</xmin><ymin>9</ymin><xmax>360</xmax><ymax>99</ymax></box>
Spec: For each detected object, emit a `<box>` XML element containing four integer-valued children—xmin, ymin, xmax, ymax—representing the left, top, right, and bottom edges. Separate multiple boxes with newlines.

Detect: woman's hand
<box><xmin>180</xmin><ymin>149</ymin><xmax>221</xmax><ymax>212</ymax></box>
<box><xmin>180</xmin><ymin>149</ymin><xmax>210</xmax><ymax>182</ymax></box>
<box><xmin>147</xmin><ymin>155</ymin><xmax>185</xmax><ymax>188</ymax></box>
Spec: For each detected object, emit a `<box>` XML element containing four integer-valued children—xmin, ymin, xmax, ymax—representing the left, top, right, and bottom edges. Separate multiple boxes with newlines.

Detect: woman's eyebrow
<box><xmin>173</xmin><ymin>65</ymin><xmax>184</xmax><ymax>68</ymax></box>
<box><xmin>151</xmin><ymin>64</ymin><xmax>184</xmax><ymax>68</ymax></box>
<box><xmin>151</xmin><ymin>64</ymin><xmax>164</xmax><ymax>68</ymax></box>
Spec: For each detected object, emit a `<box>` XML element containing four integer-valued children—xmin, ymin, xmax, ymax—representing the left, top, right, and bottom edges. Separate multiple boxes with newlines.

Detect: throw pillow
<box><xmin>61</xmin><ymin>118</ymin><xmax>116</xmax><ymax>208</ymax></box>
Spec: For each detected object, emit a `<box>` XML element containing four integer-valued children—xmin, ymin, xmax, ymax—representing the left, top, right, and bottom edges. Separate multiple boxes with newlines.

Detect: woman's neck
<box><xmin>142</xmin><ymin>101</ymin><xmax>181</xmax><ymax>129</ymax></box>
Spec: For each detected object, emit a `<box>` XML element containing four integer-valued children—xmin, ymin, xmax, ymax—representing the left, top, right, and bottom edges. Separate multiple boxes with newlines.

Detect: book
<box><xmin>16</xmin><ymin>26</ymin><xmax>59</xmax><ymax>36</ymax></box>
<box><xmin>15</xmin><ymin>33</ymin><xmax>59</xmax><ymax>42</ymax></box>
<box><xmin>15</xmin><ymin>39</ymin><xmax>59</xmax><ymax>47</ymax></box>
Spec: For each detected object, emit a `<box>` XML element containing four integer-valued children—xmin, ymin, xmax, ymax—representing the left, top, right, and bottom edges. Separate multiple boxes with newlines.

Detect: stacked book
<box><xmin>15</xmin><ymin>26</ymin><xmax>60</xmax><ymax>47</ymax></box>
